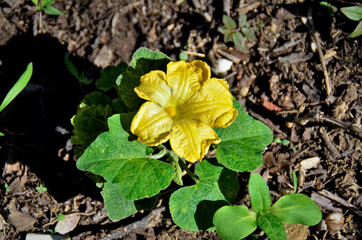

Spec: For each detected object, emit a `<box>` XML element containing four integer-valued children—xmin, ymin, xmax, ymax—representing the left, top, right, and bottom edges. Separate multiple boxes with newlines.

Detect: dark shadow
<box><xmin>0</xmin><ymin>32</ymin><xmax>102</xmax><ymax>201</ymax></box>
<box><xmin>195</xmin><ymin>200</ymin><xmax>228</xmax><ymax>230</ymax></box>
<box><xmin>193</xmin><ymin>159</ymin><xmax>239</xmax><ymax>230</ymax></box>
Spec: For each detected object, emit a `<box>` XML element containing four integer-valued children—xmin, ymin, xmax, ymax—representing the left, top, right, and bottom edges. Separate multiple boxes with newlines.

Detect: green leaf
<box><xmin>348</xmin><ymin>20</ymin><xmax>362</xmax><ymax>38</ymax></box>
<box><xmin>71</xmin><ymin>92</ymin><xmax>115</xmax><ymax>155</ymax></box>
<box><xmin>169</xmin><ymin>157</ymin><xmax>183</xmax><ymax>186</ymax></box>
<box><xmin>44</xmin><ymin>6</ymin><xmax>63</xmax><ymax>15</ymax></box>
<box><xmin>96</xmin><ymin>63</ymin><xmax>128</xmax><ymax>92</ymax></box>
<box><xmin>215</xmin><ymin>98</ymin><xmax>273</xmax><ymax>172</ymax></box>
<box><xmin>31</xmin><ymin>0</ymin><xmax>38</xmax><ymax>5</ymax></box>
<box><xmin>76</xmin><ymin>114</ymin><xmax>174</xmax><ymax>200</ymax></box>
<box><xmin>81</xmin><ymin>92</ymin><xmax>113</xmax><ymax>108</ymax></box>
<box><xmin>232</xmin><ymin>32</ymin><xmax>249</xmax><ymax>52</ymax></box>
<box><xmin>270</xmin><ymin>193</ymin><xmax>322</xmax><ymax>226</ymax></box>
<box><xmin>57</xmin><ymin>213</ymin><xmax>65</xmax><ymax>221</ymax></box>
<box><xmin>257</xmin><ymin>213</ymin><xmax>286</xmax><ymax>240</ymax></box>
<box><xmin>179</xmin><ymin>52</ymin><xmax>189</xmax><ymax>61</ymax></box>
<box><xmin>101</xmin><ymin>181</ymin><xmax>138</xmax><ymax>221</ymax></box>
<box><xmin>118</xmin><ymin>48</ymin><xmax>171</xmax><ymax>110</ymax></box>
<box><xmin>213</xmin><ymin>205</ymin><xmax>257</xmax><ymax>240</ymax></box>
<box><xmin>71</xmin><ymin>105</ymin><xmax>113</xmax><ymax>149</ymax></box>
<box><xmin>64</xmin><ymin>53</ymin><xmax>79</xmax><ymax>79</ymax></box>
<box><xmin>169</xmin><ymin>159</ymin><xmax>238</xmax><ymax>231</ymax></box>
<box><xmin>118</xmin><ymin>110</ymin><xmax>137</xmax><ymax>136</ymax></box>
<box><xmin>222</xmin><ymin>15</ymin><xmax>237</xmax><ymax>29</ymax></box>
<box><xmin>241</xmin><ymin>27</ymin><xmax>256</xmax><ymax>40</ymax></box>
<box><xmin>249</xmin><ymin>174</ymin><xmax>271</xmax><ymax>214</ymax></box>
<box><xmin>78</xmin><ymin>71</ymin><xmax>92</xmax><ymax>85</ymax></box>
<box><xmin>224</xmin><ymin>32</ymin><xmax>233</xmax><ymax>43</ymax></box>
<box><xmin>0</xmin><ymin>132</ymin><xmax>4</xmax><ymax>137</ymax></box>
<box><xmin>41</xmin><ymin>0</ymin><xmax>53</xmax><ymax>7</ymax></box>
<box><xmin>238</xmin><ymin>13</ymin><xmax>247</xmax><ymax>27</ymax></box>
<box><xmin>0</xmin><ymin>62</ymin><xmax>32</xmax><ymax>113</ymax></box>
<box><xmin>112</xmin><ymin>98</ymin><xmax>130</xmax><ymax>113</ymax></box>
<box><xmin>134</xmin><ymin>194</ymin><xmax>160</xmax><ymax>211</ymax></box>
<box><xmin>292</xmin><ymin>171</ymin><xmax>297</xmax><ymax>193</ymax></box>
<box><xmin>218</xmin><ymin>26</ymin><xmax>229</xmax><ymax>35</ymax></box>
<box><xmin>320</xmin><ymin>1</ymin><xmax>335</xmax><ymax>16</ymax></box>
<box><xmin>341</xmin><ymin>6</ymin><xmax>362</xmax><ymax>21</ymax></box>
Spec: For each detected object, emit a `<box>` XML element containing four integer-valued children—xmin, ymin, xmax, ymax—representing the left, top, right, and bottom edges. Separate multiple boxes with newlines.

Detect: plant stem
<box><xmin>177</xmin><ymin>158</ymin><xmax>199</xmax><ymax>183</ymax></box>
<box><xmin>159</xmin><ymin>144</ymin><xmax>199</xmax><ymax>183</ymax></box>
<box><xmin>148</xmin><ymin>147</ymin><xmax>167</xmax><ymax>159</ymax></box>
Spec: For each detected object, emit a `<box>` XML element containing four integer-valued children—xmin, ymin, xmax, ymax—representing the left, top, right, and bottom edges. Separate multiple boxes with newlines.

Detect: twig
<box><xmin>313</xmin><ymin>32</ymin><xmax>331</xmax><ymax>96</ymax></box>
<box><xmin>119</xmin><ymin>1</ymin><xmax>142</xmax><ymax>14</ymax></box>
<box><xmin>293</xmin><ymin>113</ymin><xmax>362</xmax><ymax>139</ymax></box>
<box><xmin>223</xmin><ymin>0</ymin><xmax>231</xmax><ymax>16</ymax></box>
<box><xmin>236</xmin><ymin>1</ymin><xmax>260</xmax><ymax>13</ymax></box>
<box><xmin>306</xmin><ymin>8</ymin><xmax>331</xmax><ymax>96</ymax></box>
<box><xmin>319</xmin><ymin>127</ymin><xmax>341</xmax><ymax>159</ymax></box>
<box><xmin>183</xmin><ymin>51</ymin><xmax>205</xmax><ymax>58</ymax></box>
<box><xmin>216</xmin><ymin>49</ymin><xmax>241</xmax><ymax>64</ymax></box>
<box><xmin>318</xmin><ymin>190</ymin><xmax>362</xmax><ymax>218</ymax></box>
<box><xmin>100</xmin><ymin>206</ymin><xmax>166</xmax><ymax>240</ymax></box>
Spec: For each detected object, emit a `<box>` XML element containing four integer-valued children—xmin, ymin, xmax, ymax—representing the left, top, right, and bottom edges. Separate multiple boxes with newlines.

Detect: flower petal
<box><xmin>189</xmin><ymin>60</ymin><xmax>211</xmax><ymax>86</ymax></box>
<box><xmin>170</xmin><ymin>120</ymin><xmax>220</xmax><ymax>163</ymax></box>
<box><xmin>134</xmin><ymin>70</ymin><xmax>171</xmax><ymax>107</ymax></box>
<box><xmin>166</xmin><ymin>61</ymin><xmax>202</xmax><ymax>105</ymax></box>
<box><xmin>131</xmin><ymin>102</ymin><xmax>173</xmax><ymax>146</ymax></box>
<box><xmin>179</xmin><ymin>78</ymin><xmax>238</xmax><ymax>128</ymax></box>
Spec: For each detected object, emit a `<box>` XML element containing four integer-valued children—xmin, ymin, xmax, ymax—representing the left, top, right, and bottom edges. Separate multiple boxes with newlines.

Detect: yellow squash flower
<box><xmin>130</xmin><ymin>60</ymin><xmax>238</xmax><ymax>163</ymax></box>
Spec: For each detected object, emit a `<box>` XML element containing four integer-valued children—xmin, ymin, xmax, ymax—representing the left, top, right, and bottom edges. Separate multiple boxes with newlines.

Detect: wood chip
<box><xmin>7</xmin><ymin>203</ymin><xmax>36</xmax><ymax>231</ymax></box>
<box><xmin>55</xmin><ymin>213</ymin><xmax>81</xmax><ymax>234</ymax></box>
<box><xmin>300</xmin><ymin>157</ymin><xmax>320</xmax><ymax>171</ymax></box>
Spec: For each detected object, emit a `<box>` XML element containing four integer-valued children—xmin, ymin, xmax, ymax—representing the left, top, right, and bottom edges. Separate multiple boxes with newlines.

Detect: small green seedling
<box><xmin>320</xmin><ymin>1</ymin><xmax>335</xmax><ymax>16</ymax></box>
<box><xmin>218</xmin><ymin>13</ymin><xmax>258</xmax><ymax>52</ymax></box>
<box><xmin>36</xmin><ymin>184</ymin><xmax>47</xmax><ymax>194</ymax></box>
<box><xmin>31</xmin><ymin>0</ymin><xmax>63</xmax><ymax>15</ymax></box>
<box><xmin>340</xmin><ymin>6</ymin><xmax>362</xmax><ymax>38</ymax></box>
<box><xmin>64</xmin><ymin>53</ymin><xmax>92</xmax><ymax>85</ymax></box>
<box><xmin>213</xmin><ymin>173</ymin><xmax>322</xmax><ymax>240</ymax></box>
<box><xmin>273</xmin><ymin>138</ymin><xmax>290</xmax><ymax>146</ymax></box>
<box><xmin>179</xmin><ymin>52</ymin><xmax>189</xmax><ymax>61</ymax></box>
<box><xmin>0</xmin><ymin>62</ymin><xmax>33</xmax><ymax>137</ymax></box>
<box><xmin>57</xmin><ymin>213</ymin><xmax>65</xmax><ymax>221</ymax></box>
<box><xmin>4</xmin><ymin>183</ymin><xmax>10</xmax><ymax>193</ymax></box>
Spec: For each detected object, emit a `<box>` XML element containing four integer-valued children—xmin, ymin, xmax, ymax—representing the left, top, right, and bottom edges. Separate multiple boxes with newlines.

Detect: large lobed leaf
<box><xmin>169</xmin><ymin>159</ymin><xmax>238</xmax><ymax>231</ymax></box>
<box><xmin>96</xmin><ymin>63</ymin><xmax>128</xmax><ymax>92</ymax></box>
<box><xmin>76</xmin><ymin>114</ymin><xmax>174</xmax><ymax>201</ymax></box>
<box><xmin>118</xmin><ymin>48</ymin><xmax>172</xmax><ymax>110</ymax></box>
<box><xmin>215</xmin><ymin>98</ymin><xmax>273</xmax><ymax>172</ymax></box>
<box><xmin>101</xmin><ymin>182</ymin><xmax>138</xmax><ymax>221</ymax></box>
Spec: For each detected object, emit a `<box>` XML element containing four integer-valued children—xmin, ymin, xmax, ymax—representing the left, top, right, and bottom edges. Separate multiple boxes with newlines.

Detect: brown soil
<box><xmin>0</xmin><ymin>0</ymin><xmax>361</xmax><ymax>239</ymax></box>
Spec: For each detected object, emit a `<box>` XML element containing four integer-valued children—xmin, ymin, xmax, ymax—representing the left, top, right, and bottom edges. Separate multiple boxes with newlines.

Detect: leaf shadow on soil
<box><xmin>0</xmin><ymin>32</ymin><xmax>104</xmax><ymax>202</ymax></box>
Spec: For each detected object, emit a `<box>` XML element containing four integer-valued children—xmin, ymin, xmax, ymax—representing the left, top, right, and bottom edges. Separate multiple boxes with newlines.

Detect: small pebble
<box><xmin>213</xmin><ymin>59</ymin><xmax>233</xmax><ymax>74</ymax></box>
<box><xmin>325</xmin><ymin>212</ymin><xmax>344</xmax><ymax>231</ymax></box>
<box><xmin>26</xmin><ymin>233</ymin><xmax>70</xmax><ymax>240</ymax></box>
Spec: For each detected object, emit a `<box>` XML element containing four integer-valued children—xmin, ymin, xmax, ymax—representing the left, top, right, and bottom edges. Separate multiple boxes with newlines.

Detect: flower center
<box><xmin>167</xmin><ymin>106</ymin><xmax>176</xmax><ymax>118</ymax></box>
